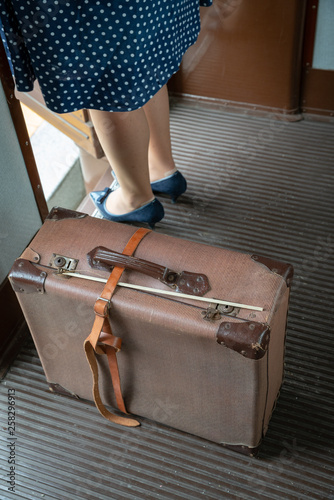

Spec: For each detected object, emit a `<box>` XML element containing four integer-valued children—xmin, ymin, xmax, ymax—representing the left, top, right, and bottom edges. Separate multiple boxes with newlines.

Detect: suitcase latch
<box><xmin>201</xmin><ymin>303</ymin><xmax>240</xmax><ymax>321</ymax></box>
<box><xmin>49</xmin><ymin>254</ymin><xmax>79</xmax><ymax>271</ymax></box>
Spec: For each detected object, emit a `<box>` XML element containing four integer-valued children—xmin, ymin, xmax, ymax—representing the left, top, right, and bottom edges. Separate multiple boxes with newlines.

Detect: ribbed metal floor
<box><xmin>1</xmin><ymin>102</ymin><xmax>334</xmax><ymax>499</ymax></box>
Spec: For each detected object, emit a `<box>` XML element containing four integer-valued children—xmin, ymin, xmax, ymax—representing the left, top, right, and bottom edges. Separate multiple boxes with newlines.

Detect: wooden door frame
<box><xmin>0</xmin><ymin>39</ymin><xmax>47</xmax><ymax>378</ymax></box>
<box><xmin>300</xmin><ymin>0</ymin><xmax>334</xmax><ymax>117</ymax></box>
<box><xmin>0</xmin><ymin>40</ymin><xmax>49</xmax><ymax>220</ymax></box>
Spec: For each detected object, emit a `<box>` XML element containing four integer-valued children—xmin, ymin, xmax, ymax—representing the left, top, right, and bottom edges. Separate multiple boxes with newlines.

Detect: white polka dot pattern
<box><xmin>1</xmin><ymin>0</ymin><xmax>212</xmax><ymax>113</ymax></box>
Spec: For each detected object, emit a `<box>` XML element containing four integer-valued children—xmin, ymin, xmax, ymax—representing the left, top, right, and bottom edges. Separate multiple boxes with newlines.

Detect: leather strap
<box><xmin>84</xmin><ymin>227</ymin><xmax>151</xmax><ymax>427</ymax></box>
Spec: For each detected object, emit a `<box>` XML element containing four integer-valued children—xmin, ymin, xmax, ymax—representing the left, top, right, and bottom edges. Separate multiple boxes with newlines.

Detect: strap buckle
<box><xmin>94</xmin><ymin>296</ymin><xmax>110</xmax><ymax>317</ymax></box>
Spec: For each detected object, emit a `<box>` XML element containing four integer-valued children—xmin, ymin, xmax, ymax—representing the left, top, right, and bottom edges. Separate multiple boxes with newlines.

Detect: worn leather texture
<box><xmin>10</xmin><ymin>210</ymin><xmax>291</xmax><ymax>449</ymax></box>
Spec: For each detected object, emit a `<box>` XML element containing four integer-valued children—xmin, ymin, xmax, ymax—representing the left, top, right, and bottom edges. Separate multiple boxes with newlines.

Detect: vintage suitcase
<box><xmin>9</xmin><ymin>207</ymin><xmax>293</xmax><ymax>455</ymax></box>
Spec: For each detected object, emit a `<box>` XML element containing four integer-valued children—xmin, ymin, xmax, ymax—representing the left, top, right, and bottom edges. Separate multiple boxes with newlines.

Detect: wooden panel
<box><xmin>16</xmin><ymin>83</ymin><xmax>104</xmax><ymax>159</ymax></box>
<box><xmin>169</xmin><ymin>0</ymin><xmax>306</xmax><ymax>115</ymax></box>
<box><xmin>301</xmin><ymin>68</ymin><xmax>334</xmax><ymax>115</ymax></box>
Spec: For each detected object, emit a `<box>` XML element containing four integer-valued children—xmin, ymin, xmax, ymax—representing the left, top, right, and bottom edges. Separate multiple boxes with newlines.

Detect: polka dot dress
<box><xmin>1</xmin><ymin>0</ymin><xmax>212</xmax><ymax>113</ymax></box>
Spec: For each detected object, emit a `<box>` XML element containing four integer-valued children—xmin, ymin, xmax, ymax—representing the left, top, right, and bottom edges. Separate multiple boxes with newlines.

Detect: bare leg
<box><xmin>143</xmin><ymin>85</ymin><xmax>176</xmax><ymax>182</ymax></box>
<box><xmin>90</xmin><ymin>107</ymin><xmax>153</xmax><ymax>215</ymax></box>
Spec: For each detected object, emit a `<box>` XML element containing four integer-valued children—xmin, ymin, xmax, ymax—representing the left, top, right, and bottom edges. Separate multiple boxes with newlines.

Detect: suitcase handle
<box><xmin>87</xmin><ymin>246</ymin><xmax>210</xmax><ymax>296</ymax></box>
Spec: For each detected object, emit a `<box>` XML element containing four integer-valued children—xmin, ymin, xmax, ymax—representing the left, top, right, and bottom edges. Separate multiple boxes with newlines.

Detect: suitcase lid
<box><xmin>11</xmin><ymin>207</ymin><xmax>293</xmax><ymax>360</ymax></box>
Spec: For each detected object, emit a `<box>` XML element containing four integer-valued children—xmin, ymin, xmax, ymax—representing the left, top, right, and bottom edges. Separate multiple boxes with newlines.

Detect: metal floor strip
<box><xmin>1</xmin><ymin>102</ymin><xmax>334</xmax><ymax>500</ymax></box>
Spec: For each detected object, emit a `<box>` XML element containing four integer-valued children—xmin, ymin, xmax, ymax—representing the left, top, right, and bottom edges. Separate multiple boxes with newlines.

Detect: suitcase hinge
<box><xmin>9</xmin><ymin>259</ymin><xmax>47</xmax><ymax>294</ymax></box>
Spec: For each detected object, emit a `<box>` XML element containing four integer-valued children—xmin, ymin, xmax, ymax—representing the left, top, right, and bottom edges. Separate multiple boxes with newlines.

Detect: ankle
<box><xmin>150</xmin><ymin>165</ymin><xmax>177</xmax><ymax>182</ymax></box>
<box><xmin>149</xmin><ymin>162</ymin><xmax>177</xmax><ymax>183</ymax></box>
<box><xmin>105</xmin><ymin>188</ymin><xmax>154</xmax><ymax>215</ymax></box>
<box><xmin>123</xmin><ymin>188</ymin><xmax>155</xmax><ymax>210</ymax></box>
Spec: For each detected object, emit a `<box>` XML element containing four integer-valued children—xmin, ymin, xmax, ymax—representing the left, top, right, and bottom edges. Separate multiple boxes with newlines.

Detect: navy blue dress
<box><xmin>0</xmin><ymin>0</ymin><xmax>212</xmax><ymax>113</ymax></box>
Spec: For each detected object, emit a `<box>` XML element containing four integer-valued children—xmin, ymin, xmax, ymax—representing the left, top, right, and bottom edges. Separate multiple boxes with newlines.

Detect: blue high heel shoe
<box><xmin>90</xmin><ymin>187</ymin><xmax>164</xmax><ymax>229</ymax></box>
<box><xmin>151</xmin><ymin>170</ymin><xmax>187</xmax><ymax>203</ymax></box>
<box><xmin>109</xmin><ymin>170</ymin><xmax>187</xmax><ymax>203</ymax></box>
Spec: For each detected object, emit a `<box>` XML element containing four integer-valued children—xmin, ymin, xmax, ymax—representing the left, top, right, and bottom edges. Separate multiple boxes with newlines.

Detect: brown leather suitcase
<box><xmin>9</xmin><ymin>207</ymin><xmax>293</xmax><ymax>456</ymax></box>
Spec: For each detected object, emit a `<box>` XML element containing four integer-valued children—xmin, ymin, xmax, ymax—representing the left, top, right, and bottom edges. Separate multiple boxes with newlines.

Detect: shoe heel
<box><xmin>151</xmin><ymin>170</ymin><xmax>187</xmax><ymax>202</ymax></box>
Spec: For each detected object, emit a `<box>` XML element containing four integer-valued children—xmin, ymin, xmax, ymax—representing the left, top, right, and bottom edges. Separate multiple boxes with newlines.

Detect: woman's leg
<box><xmin>90</xmin><ymin>107</ymin><xmax>153</xmax><ymax>215</ymax></box>
<box><xmin>142</xmin><ymin>85</ymin><xmax>176</xmax><ymax>182</ymax></box>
